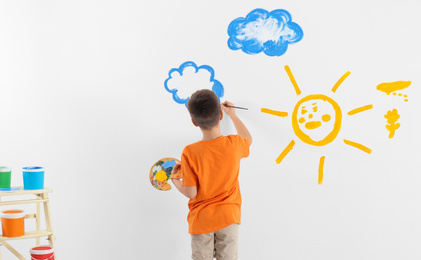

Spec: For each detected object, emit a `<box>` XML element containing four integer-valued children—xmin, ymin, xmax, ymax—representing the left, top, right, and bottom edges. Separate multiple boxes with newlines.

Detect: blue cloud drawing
<box><xmin>164</xmin><ymin>61</ymin><xmax>224</xmax><ymax>106</ymax></box>
<box><xmin>227</xmin><ymin>9</ymin><xmax>303</xmax><ymax>57</ymax></box>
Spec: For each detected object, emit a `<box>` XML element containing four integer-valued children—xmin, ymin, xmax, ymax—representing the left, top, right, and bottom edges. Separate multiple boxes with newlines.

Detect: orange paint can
<box><xmin>1</xmin><ymin>209</ymin><xmax>25</xmax><ymax>237</ymax></box>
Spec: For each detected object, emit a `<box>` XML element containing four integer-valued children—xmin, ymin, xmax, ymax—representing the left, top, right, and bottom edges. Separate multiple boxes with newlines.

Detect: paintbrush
<box><xmin>224</xmin><ymin>105</ymin><xmax>248</xmax><ymax>110</ymax></box>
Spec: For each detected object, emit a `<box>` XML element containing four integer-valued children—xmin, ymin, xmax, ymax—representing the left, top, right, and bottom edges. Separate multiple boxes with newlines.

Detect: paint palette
<box><xmin>149</xmin><ymin>157</ymin><xmax>182</xmax><ymax>191</ymax></box>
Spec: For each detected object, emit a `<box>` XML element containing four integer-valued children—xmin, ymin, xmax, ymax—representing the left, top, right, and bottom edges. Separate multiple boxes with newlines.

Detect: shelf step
<box><xmin>0</xmin><ymin>230</ymin><xmax>52</xmax><ymax>241</ymax></box>
<box><xmin>0</xmin><ymin>198</ymin><xmax>49</xmax><ymax>206</ymax></box>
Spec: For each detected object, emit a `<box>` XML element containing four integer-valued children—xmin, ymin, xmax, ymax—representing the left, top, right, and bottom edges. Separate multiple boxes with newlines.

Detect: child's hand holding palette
<box><xmin>149</xmin><ymin>157</ymin><xmax>182</xmax><ymax>191</ymax></box>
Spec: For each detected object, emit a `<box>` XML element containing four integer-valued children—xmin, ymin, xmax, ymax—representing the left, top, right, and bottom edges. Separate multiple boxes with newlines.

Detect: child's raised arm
<box><xmin>221</xmin><ymin>101</ymin><xmax>252</xmax><ymax>146</ymax></box>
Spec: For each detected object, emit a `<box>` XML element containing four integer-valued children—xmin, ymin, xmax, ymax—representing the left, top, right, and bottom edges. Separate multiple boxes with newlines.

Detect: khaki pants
<box><xmin>191</xmin><ymin>224</ymin><xmax>239</xmax><ymax>260</ymax></box>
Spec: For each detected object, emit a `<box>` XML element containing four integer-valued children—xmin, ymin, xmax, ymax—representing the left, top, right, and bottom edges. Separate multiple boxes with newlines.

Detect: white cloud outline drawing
<box><xmin>164</xmin><ymin>61</ymin><xmax>224</xmax><ymax>106</ymax></box>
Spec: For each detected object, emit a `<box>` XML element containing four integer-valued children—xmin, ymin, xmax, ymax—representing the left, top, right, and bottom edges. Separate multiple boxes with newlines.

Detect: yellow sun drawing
<box><xmin>262</xmin><ymin>65</ymin><xmax>374</xmax><ymax>184</ymax></box>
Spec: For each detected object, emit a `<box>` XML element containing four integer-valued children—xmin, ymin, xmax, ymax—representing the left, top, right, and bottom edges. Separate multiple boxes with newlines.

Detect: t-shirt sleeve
<box><xmin>181</xmin><ymin>147</ymin><xmax>198</xmax><ymax>186</ymax></box>
<box><xmin>232</xmin><ymin>135</ymin><xmax>250</xmax><ymax>158</ymax></box>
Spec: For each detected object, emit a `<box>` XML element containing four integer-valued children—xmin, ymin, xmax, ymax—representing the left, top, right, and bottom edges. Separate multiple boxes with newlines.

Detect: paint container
<box><xmin>30</xmin><ymin>245</ymin><xmax>55</xmax><ymax>260</ymax></box>
<box><xmin>22</xmin><ymin>167</ymin><xmax>44</xmax><ymax>190</ymax></box>
<box><xmin>0</xmin><ymin>167</ymin><xmax>12</xmax><ymax>188</ymax></box>
<box><xmin>0</xmin><ymin>209</ymin><xmax>25</xmax><ymax>237</ymax></box>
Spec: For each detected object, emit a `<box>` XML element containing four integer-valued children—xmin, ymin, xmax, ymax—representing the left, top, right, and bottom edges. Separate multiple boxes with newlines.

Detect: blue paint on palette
<box><xmin>227</xmin><ymin>9</ymin><xmax>303</xmax><ymax>57</ymax></box>
<box><xmin>162</xmin><ymin>160</ymin><xmax>177</xmax><ymax>168</ymax></box>
<box><xmin>164</xmin><ymin>61</ymin><xmax>224</xmax><ymax>106</ymax></box>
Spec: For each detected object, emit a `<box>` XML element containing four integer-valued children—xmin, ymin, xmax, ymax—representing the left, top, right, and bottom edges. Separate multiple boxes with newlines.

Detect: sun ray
<box><xmin>318</xmin><ymin>156</ymin><xmax>325</xmax><ymax>185</ymax></box>
<box><xmin>331</xmin><ymin>71</ymin><xmax>351</xmax><ymax>93</ymax></box>
<box><xmin>347</xmin><ymin>104</ymin><xmax>373</xmax><ymax>115</ymax></box>
<box><xmin>276</xmin><ymin>140</ymin><xmax>295</xmax><ymax>164</ymax></box>
<box><xmin>284</xmin><ymin>65</ymin><xmax>301</xmax><ymax>96</ymax></box>
<box><xmin>343</xmin><ymin>139</ymin><xmax>372</xmax><ymax>154</ymax></box>
<box><xmin>261</xmin><ymin>108</ymin><xmax>288</xmax><ymax>117</ymax></box>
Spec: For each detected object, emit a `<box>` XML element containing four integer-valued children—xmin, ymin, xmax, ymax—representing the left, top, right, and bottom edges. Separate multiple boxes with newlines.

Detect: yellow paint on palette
<box><xmin>343</xmin><ymin>139</ymin><xmax>372</xmax><ymax>154</ymax></box>
<box><xmin>331</xmin><ymin>71</ymin><xmax>351</xmax><ymax>93</ymax></box>
<box><xmin>284</xmin><ymin>65</ymin><xmax>301</xmax><ymax>96</ymax></box>
<box><xmin>318</xmin><ymin>156</ymin><xmax>325</xmax><ymax>185</ymax></box>
<box><xmin>347</xmin><ymin>104</ymin><xmax>373</xmax><ymax>116</ymax></box>
<box><xmin>276</xmin><ymin>140</ymin><xmax>295</xmax><ymax>164</ymax></box>
<box><xmin>155</xmin><ymin>170</ymin><xmax>168</xmax><ymax>182</ymax></box>
<box><xmin>377</xmin><ymin>81</ymin><xmax>411</xmax><ymax>94</ymax></box>
<box><xmin>261</xmin><ymin>108</ymin><xmax>288</xmax><ymax>117</ymax></box>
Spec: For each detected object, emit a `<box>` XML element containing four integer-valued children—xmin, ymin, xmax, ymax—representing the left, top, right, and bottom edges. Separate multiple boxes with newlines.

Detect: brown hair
<box><xmin>187</xmin><ymin>89</ymin><xmax>221</xmax><ymax>130</ymax></box>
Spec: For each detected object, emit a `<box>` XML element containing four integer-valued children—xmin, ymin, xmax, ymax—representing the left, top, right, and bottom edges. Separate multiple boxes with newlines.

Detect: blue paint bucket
<box><xmin>22</xmin><ymin>167</ymin><xmax>44</xmax><ymax>190</ymax></box>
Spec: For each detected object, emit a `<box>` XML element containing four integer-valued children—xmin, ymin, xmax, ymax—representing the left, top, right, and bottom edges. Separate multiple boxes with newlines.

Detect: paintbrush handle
<box><xmin>224</xmin><ymin>105</ymin><xmax>248</xmax><ymax>110</ymax></box>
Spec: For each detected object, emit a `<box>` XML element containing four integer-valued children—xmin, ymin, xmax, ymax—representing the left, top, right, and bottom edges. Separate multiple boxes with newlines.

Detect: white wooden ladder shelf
<box><xmin>0</xmin><ymin>188</ymin><xmax>56</xmax><ymax>260</ymax></box>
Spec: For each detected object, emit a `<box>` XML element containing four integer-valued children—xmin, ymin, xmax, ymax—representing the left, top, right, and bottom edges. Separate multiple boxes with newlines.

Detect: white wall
<box><xmin>0</xmin><ymin>0</ymin><xmax>420</xmax><ymax>259</ymax></box>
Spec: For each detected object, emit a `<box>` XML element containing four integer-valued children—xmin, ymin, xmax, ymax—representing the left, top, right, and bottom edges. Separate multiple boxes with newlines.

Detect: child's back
<box><xmin>182</xmin><ymin>134</ymin><xmax>249</xmax><ymax>234</ymax></box>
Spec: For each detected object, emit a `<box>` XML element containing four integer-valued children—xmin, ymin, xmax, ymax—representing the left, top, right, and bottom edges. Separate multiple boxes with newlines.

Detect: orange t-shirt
<box><xmin>181</xmin><ymin>135</ymin><xmax>250</xmax><ymax>234</ymax></box>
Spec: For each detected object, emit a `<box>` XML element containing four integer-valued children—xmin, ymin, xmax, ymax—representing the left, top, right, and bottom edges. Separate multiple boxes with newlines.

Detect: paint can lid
<box><xmin>30</xmin><ymin>245</ymin><xmax>54</xmax><ymax>255</ymax></box>
<box><xmin>22</xmin><ymin>166</ymin><xmax>44</xmax><ymax>172</ymax></box>
<box><xmin>0</xmin><ymin>209</ymin><xmax>25</xmax><ymax>219</ymax></box>
<box><xmin>0</xmin><ymin>167</ymin><xmax>11</xmax><ymax>172</ymax></box>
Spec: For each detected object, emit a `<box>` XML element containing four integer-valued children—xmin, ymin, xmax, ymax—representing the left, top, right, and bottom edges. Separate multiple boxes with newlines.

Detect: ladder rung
<box><xmin>0</xmin><ymin>199</ymin><xmax>48</xmax><ymax>206</ymax></box>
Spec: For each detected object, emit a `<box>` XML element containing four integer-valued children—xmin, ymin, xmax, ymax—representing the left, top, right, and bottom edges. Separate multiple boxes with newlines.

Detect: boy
<box><xmin>172</xmin><ymin>89</ymin><xmax>252</xmax><ymax>260</ymax></box>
